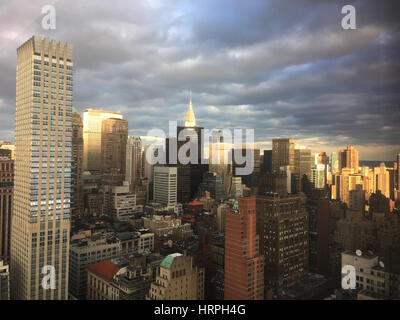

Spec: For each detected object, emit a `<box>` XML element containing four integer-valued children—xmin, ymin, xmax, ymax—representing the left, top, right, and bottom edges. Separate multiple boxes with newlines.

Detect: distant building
<box><xmin>106</xmin><ymin>181</ymin><xmax>137</xmax><ymax>220</ymax></box>
<box><xmin>126</xmin><ymin>136</ymin><xmax>142</xmax><ymax>188</ymax></box>
<box><xmin>338</xmin><ymin>146</ymin><xmax>359</xmax><ymax>174</ymax></box>
<box><xmin>272</xmin><ymin>138</ymin><xmax>295</xmax><ymax>173</ymax></box>
<box><xmin>196</xmin><ymin>172</ymin><xmax>226</xmax><ymax>202</ymax></box>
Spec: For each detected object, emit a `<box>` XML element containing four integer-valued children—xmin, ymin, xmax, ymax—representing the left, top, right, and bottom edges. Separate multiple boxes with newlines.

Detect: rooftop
<box><xmin>87</xmin><ymin>259</ymin><xmax>121</xmax><ymax>282</ymax></box>
<box><xmin>160</xmin><ymin>253</ymin><xmax>182</xmax><ymax>270</ymax></box>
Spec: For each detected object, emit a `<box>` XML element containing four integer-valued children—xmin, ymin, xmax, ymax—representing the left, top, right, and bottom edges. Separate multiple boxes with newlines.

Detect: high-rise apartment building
<box><xmin>338</xmin><ymin>146</ymin><xmax>359</xmax><ymax>174</ymax></box>
<box><xmin>126</xmin><ymin>136</ymin><xmax>142</xmax><ymax>188</ymax></box>
<box><xmin>147</xmin><ymin>252</ymin><xmax>204</xmax><ymax>300</ymax></box>
<box><xmin>153</xmin><ymin>166</ymin><xmax>177</xmax><ymax>207</ymax></box>
<box><xmin>71</xmin><ymin>109</ymin><xmax>84</xmax><ymax>216</ymax></box>
<box><xmin>0</xmin><ymin>151</ymin><xmax>13</xmax><ymax>262</ymax></box>
<box><xmin>256</xmin><ymin>194</ymin><xmax>308</xmax><ymax>291</ymax></box>
<box><xmin>294</xmin><ymin>147</ymin><xmax>311</xmax><ymax>179</ymax></box>
<box><xmin>11</xmin><ymin>36</ymin><xmax>73</xmax><ymax>299</ymax></box>
<box><xmin>374</xmin><ymin>163</ymin><xmax>390</xmax><ymax>199</ymax></box>
<box><xmin>224</xmin><ymin>197</ymin><xmax>264</xmax><ymax>300</ymax></box>
<box><xmin>101</xmin><ymin>117</ymin><xmax>128</xmax><ymax>174</ymax></box>
<box><xmin>272</xmin><ymin>138</ymin><xmax>294</xmax><ymax>173</ymax></box>
<box><xmin>83</xmin><ymin>109</ymin><xmax>123</xmax><ymax>171</ymax></box>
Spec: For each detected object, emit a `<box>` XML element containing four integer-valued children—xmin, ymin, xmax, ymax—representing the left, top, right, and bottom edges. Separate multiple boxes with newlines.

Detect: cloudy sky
<box><xmin>0</xmin><ymin>0</ymin><xmax>399</xmax><ymax>160</ymax></box>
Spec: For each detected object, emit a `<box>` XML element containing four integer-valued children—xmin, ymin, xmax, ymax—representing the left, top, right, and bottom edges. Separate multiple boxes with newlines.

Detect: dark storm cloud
<box><xmin>0</xmin><ymin>0</ymin><xmax>399</xmax><ymax>160</ymax></box>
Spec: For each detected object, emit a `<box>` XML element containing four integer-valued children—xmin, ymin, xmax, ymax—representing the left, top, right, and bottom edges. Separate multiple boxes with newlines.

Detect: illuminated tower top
<box><xmin>184</xmin><ymin>91</ymin><xmax>196</xmax><ymax>127</ymax></box>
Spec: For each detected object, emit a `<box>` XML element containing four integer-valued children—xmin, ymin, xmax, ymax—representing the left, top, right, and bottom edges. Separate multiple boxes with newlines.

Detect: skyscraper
<box><xmin>71</xmin><ymin>109</ymin><xmax>84</xmax><ymax>216</ymax></box>
<box><xmin>293</xmin><ymin>147</ymin><xmax>311</xmax><ymax>192</ymax></box>
<box><xmin>224</xmin><ymin>197</ymin><xmax>264</xmax><ymax>300</ymax></box>
<box><xmin>101</xmin><ymin>117</ymin><xmax>128</xmax><ymax>174</ymax></box>
<box><xmin>263</xmin><ymin>150</ymin><xmax>272</xmax><ymax>173</ymax></box>
<box><xmin>83</xmin><ymin>109</ymin><xmax>123</xmax><ymax>171</ymax></box>
<box><xmin>338</xmin><ymin>145</ymin><xmax>359</xmax><ymax>174</ymax></box>
<box><xmin>11</xmin><ymin>36</ymin><xmax>73</xmax><ymax>299</ymax></box>
<box><xmin>153</xmin><ymin>166</ymin><xmax>177</xmax><ymax>207</ymax></box>
<box><xmin>272</xmin><ymin>138</ymin><xmax>295</xmax><ymax>173</ymax></box>
<box><xmin>256</xmin><ymin>194</ymin><xmax>308</xmax><ymax>291</ymax></box>
<box><xmin>126</xmin><ymin>136</ymin><xmax>142</xmax><ymax>188</ymax></box>
<box><xmin>168</xmin><ymin>95</ymin><xmax>208</xmax><ymax>203</ymax></box>
<box><xmin>0</xmin><ymin>150</ymin><xmax>13</xmax><ymax>262</ymax></box>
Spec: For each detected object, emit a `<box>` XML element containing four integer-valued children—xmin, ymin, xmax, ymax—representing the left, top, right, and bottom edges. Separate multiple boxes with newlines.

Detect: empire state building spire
<box><xmin>184</xmin><ymin>90</ymin><xmax>196</xmax><ymax>127</ymax></box>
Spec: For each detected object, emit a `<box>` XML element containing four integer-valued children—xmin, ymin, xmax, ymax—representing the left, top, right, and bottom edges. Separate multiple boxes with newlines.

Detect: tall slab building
<box><xmin>126</xmin><ymin>136</ymin><xmax>142</xmax><ymax>188</ymax></box>
<box><xmin>11</xmin><ymin>36</ymin><xmax>73</xmax><ymax>299</ymax></box>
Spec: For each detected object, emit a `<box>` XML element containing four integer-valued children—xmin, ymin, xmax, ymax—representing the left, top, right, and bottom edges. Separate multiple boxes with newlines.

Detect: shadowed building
<box><xmin>256</xmin><ymin>193</ymin><xmax>308</xmax><ymax>292</ymax></box>
<box><xmin>0</xmin><ymin>151</ymin><xmax>13</xmax><ymax>262</ymax></box>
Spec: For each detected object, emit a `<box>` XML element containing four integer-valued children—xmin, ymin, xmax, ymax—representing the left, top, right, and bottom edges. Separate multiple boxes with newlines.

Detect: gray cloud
<box><xmin>0</xmin><ymin>0</ymin><xmax>399</xmax><ymax>160</ymax></box>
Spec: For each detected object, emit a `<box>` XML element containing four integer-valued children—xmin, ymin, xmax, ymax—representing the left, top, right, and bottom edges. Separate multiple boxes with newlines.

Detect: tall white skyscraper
<box><xmin>11</xmin><ymin>36</ymin><xmax>73</xmax><ymax>300</ymax></box>
<box><xmin>153</xmin><ymin>166</ymin><xmax>177</xmax><ymax>207</ymax></box>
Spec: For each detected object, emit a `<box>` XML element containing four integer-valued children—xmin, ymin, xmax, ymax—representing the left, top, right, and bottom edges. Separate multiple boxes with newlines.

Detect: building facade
<box><xmin>0</xmin><ymin>152</ymin><xmax>13</xmax><ymax>262</ymax></box>
<box><xmin>224</xmin><ymin>197</ymin><xmax>264</xmax><ymax>300</ymax></box>
<box><xmin>147</xmin><ymin>253</ymin><xmax>204</xmax><ymax>300</ymax></box>
<box><xmin>11</xmin><ymin>36</ymin><xmax>73</xmax><ymax>300</ymax></box>
<box><xmin>83</xmin><ymin>109</ymin><xmax>123</xmax><ymax>171</ymax></box>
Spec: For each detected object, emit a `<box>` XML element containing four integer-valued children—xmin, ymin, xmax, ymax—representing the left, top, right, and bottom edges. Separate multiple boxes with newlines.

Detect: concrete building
<box><xmin>143</xmin><ymin>215</ymin><xmax>193</xmax><ymax>240</ymax></box>
<box><xmin>153</xmin><ymin>166</ymin><xmax>177</xmax><ymax>207</ymax></box>
<box><xmin>11</xmin><ymin>36</ymin><xmax>73</xmax><ymax>300</ymax></box>
<box><xmin>147</xmin><ymin>252</ymin><xmax>205</xmax><ymax>300</ymax></box>
<box><xmin>224</xmin><ymin>197</ymin><xmax>264</xmax><ymax>300</ymax></box>
<box><xmin>108</xmin><ymin>182</ymin><xmax>137</xmax><ymax>220</ymax></box>
<box><xmin>341</xmin><ymin>250</ymin><xmax>400</xmax><ymax>299</ymax></box>
<box><xmin>69</xmin><ymin>233</ymin><xmax>120</xmax><ymax>300</ymax></box>
<box><xmin>87</xmin><ymin>254</ymin><xmax>163</xmax><ymax>300</ymax></box>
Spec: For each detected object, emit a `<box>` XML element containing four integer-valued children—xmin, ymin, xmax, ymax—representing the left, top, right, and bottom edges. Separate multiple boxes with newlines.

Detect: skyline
<box><xmin>0</xmin><ymin>0</ymin><xmax>399</xmax><ymax>160</ymax></box>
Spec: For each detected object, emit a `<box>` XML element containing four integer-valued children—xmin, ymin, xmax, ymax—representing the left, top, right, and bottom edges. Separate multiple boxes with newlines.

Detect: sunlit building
<box><xmin>83</xmin><ymin>109</ymin><xmax>123</xmax><ymax>171</ymax></box>
<box><xmin>11</xmin><ymin>36</ymin><xmax>73</xmax><ymax>299</ymax></box>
